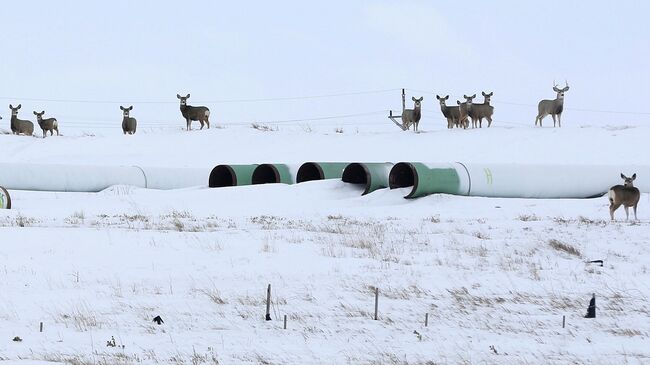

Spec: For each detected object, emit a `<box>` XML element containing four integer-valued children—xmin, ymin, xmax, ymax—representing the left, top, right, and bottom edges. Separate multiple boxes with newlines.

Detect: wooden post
<box><xmin>374</xmin><ymin>287</ymin><xmax>379</xmax><ymax>320</ymax></box>
<box><xmin>283</xmin><ymin>315</ymin><xmax>287</xmax><ymax>329</ymax></box>
<box><xmin>562</xmin><ymin>315</ymin><xmax>565</xmax><ymax>328</ymax></box>
<box><xmin>425</xmin><ymin>313</ymin><xmax>428</xmax><ymax>327</ymax></box>
<box><xmin>39</xmin><ymin>322</ymin><xmax>43</xmax><ymax>332</ymax></box>
<box><xmin>401</xmin><ymin>88</ymin><xmax>406</xmax><ymax>113</ymax></box>
<box><xmin>265</xmin><ymin>284</ymin><xmax>272</xmax><ymax>321</ymax></box>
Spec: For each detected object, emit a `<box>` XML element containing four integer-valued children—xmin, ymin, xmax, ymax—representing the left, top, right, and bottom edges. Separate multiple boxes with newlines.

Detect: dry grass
<box><xmin>549</xmin><ymin>239</ymin><xmax>581</xmax><ymax>257</ymax></box>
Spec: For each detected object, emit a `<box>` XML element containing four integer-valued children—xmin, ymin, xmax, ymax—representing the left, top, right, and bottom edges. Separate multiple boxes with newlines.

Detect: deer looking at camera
<box><xmin>33</xmin><ymin>110</ymin><xmax>59</xmax><ymax>138</ymax></box>
<box><xmin>9</xmin><ymin>104</ymin><xmax>34</xmax><ymax>136</ymax></box>
<box><xmin>608</xmin><ymin>173</ymin><xmax>640</xmax><ymax>221</ymax></box>
<box><xmin>120</xmin><ymin>106</ymin><xmax>137</xmax><ymax>135</ymax></box>
<box><xmin>437</xmin><ymin>95</ymin><xmax>460</xmax><ymax>129</ymax></box>
<box><xmin>402</xmin><ymin>96</ymin><xmax>423</xmax><ymax>131</ymax></box>
<box><xmin>177</xmin><ymin>94</ymin><xmax>210</xmax><ymax>131</ymax></box>
<box><xmin>535</xmin><ymin>81</ymin><xmax>569</xmax><ymax>127</ymax></box>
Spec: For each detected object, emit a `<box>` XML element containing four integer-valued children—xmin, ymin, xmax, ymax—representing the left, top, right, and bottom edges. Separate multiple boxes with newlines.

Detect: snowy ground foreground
<box><xmin>1</xmin><ymin>123</ymin><xmax>650</xmax><ymax>364</ymax></box>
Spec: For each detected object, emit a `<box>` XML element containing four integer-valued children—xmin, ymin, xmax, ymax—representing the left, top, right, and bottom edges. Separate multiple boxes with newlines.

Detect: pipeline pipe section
<box><xmin>0</xmin><ymin>163</ymin><xmax>208</xmax><ymax>192</ymax></box>
<box><xmin>389</xmin><ymin>162</ymin><xmax>650</xmax><ymax>199</ymax></box>
<box><xmin>252</xmin><ymin>164</ymin><xmax>296</xmax><ymax>185</ymax></box>
<box><xmin>0</xmin><ymin>186</ymin><xmax>10</xmax><ymax>209</ymax></box>
<box><xmin>297</xmin><ymin>162</ymin><xmax>349</xmax><ymax>183</ymax></box>
<box><xmin>342</xmin><ymin>162</ymin><xmax>393</xmax><ymax>195</ymax></box>
<box><xmin>209</xmin><ymin>164</ymin><xmax>258</xmax><ymax>187</ymax></box>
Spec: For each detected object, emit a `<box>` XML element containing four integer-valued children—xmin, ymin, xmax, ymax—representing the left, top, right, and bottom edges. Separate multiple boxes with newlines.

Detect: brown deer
<box><xmin>120</xmin><ymin>106</ymin><xmax>137</xmax><ymax>135</ymax></box>
<box><xmin>469</xmin><ymin>91</ymin><xmax>494</xmax><ymax>128</ymax></box>
<box><xmin>436</xmin><ymin>95</ymin><xmax>460</xmax><ymax>129</ymax></box>
<box><xmin>33</xmin><ymin>111</ymin><xmax>59</xmax><ymax>138</ymax></box>
<box><xmin>177</xmin><ymin>94</ymin><xmax>210</xmax><ymax>131</ymax></box>
<box><xmin>457</xmin><ymin>94</ymin><xmax>475</xmax><ymax>129</ymax></box>
<box><xmin>402</xmin><ymin>96</ymin><xmax>423</xmax><ymax>131</ymax></box>
<box><xmin>535</xmin><ymin>82</ymin><xmax>569</xmax><ymax>127</ymax></box>
<box><xmin>608</xmin><ymin>173</ymin><xmax>640</xmax><ymax>221</ymax></box>
<box><xmin>9</xmin><ymin>104</ymin><xmax>34</xmax><ymax>136</ymax></box>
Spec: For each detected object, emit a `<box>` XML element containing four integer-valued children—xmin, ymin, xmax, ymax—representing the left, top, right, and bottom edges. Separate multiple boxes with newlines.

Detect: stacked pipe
<box><xmin>0</xmin><ymin>186</ymin><xmax>10</xmax><ymax>209</ymax></box>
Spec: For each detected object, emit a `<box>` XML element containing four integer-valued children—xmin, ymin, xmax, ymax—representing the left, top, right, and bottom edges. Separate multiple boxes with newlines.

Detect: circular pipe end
<box><xmin>342</xmin><ymin>163</ymin><xmax>371</xmax><ymax>195</ymax></box>
<box><xmin>209</xmin><ymin>165</ymin><xmax>237</xmax><ymax>188</ymax></box>
<box><xmin>252</xmin><ymin>164</ymin><xmax>281</xmax><ymax>184</ymax></box>
<box><xmin>0</xmin><ymin>186</ymin><xmax>11</xmax><ymax>209</ymax></box>
<box><xmin>389</xmin><ymin>162</ymin><xmax>418</xmax><ymax>198</ymax></box>
<box><xmin>296</xmin><ymin>162</ymin><xmax>324</xmax><ymax>183</ymax></box>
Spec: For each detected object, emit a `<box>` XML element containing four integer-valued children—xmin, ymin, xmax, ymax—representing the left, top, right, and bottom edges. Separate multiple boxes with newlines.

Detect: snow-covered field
<box><xmin>1</xmin><ymin>121</ymin><xmax>649</xmax><ymax>364</ymax></box>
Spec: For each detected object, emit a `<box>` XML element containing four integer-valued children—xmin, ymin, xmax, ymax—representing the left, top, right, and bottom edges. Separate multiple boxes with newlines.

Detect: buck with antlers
<box><xmin>535</xmin><ymin>82</ymin><xmax>569</xmax><ymax>127</ymax></box>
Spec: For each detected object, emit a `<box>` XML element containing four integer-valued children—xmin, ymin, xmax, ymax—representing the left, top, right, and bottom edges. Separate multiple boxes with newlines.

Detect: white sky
<box><xmin>1</xmin><ymin>0</ymin><xmax>648</xmax><ymax>130</ymax></box>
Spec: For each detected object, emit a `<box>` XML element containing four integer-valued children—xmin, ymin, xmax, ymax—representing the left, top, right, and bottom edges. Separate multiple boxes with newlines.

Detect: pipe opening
<box><xmin>0</xmin><ymin>186</ymin><xmax>11</xmax><ymax>209</ymax></box>
<box><xmin>209</xmin><ymin>165</ymin><xmax>236</xmax><ymax>188</ymax></box>
<box><xmin>252</xmin><ymin>164</ymin><xmax>280</xmax><ymax>184</ymax></box>
<box><xmin>296</xmin><ymin>163</ymin><xmax>324</xmax><ymax>183</ymax></box>
<box><xmin>342</xmin><ymin>163</ymin><xmax>368</xmax><ymax>185</ymax></box>
<box><xmin>389</xmin><ymin>162</ymin><xmax>416</xmax><ymax>188</ymax></box>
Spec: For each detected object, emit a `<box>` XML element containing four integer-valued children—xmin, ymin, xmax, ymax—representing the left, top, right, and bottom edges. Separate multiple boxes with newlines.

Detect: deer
<box><xmin>402</xmin><ymin>96</ymin><xmax>423</xmax><ymax>131</ymax></box>
<box><xmin>535</xmin><ymin>82</ymin><xmax>569</xmax><ymax>127</ymax></box>
<box><xmin>120</xmin><ymin>106</ymin><xmax>137</xmax><ymax>135</ymax></box>
<box><xmin>9</xmin><ymin>104</ymin><xmax>34</xmax><ymax>136</ymax></box>
<box><xmin>436</xmin><ymin>95</ymin><xmax>460</xmax><ymax>129</ymax></box>
<box><xmin>608</xmin><ymin>173</ymin><xmax>640</xmax><ymax>221</ymax></box>
<box><xmin>33</xmin><ymin>110</ymin><xmax>59</xmax><ymax>138</ymax></box>
<box><xmin>457</xmin><ymin>94</ymin><xmax>475</xmax><ymax>129</ymax></box>
<box><xmin>177</xmin><ymin>94</ymin><xmax>210</xmax><ymax>131</ymax></box>
<box><xmin>469</xmin><ymin>91</ymin><xmax>494</xmax><ymax>128</ymax></box>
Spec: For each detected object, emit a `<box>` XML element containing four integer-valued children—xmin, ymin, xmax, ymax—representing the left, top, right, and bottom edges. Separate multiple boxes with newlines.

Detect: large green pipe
<box><xmin>0</xmin><ymin>186</ymin><xmax>10</xmax><ymax>209</ymax></box>
<box><xmin>252</xmin><ymin>164</ymin><xmax>295</xmax><ymax>184</ymax></box>
<box><xmin>389</xmin><ymin>162</ymin><xmax>462</xmax><ymax>199</ymax></box>
<box><xmin>342</xmin><ymin>163</ymin><xmax>393</xmax><ymax>195</ymax></box>
<box><xmin>297</xmin><ymin>162</ymin><xmax>349</xmax><ymax>183</ymax></box>
<box><xmin>208</xmin><ymin>164</ymin><xmax>258</xmax><ymax>188</ymax></box>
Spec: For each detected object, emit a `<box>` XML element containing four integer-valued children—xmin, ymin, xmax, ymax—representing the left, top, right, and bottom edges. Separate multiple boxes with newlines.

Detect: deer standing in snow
<box><xmin>535</xmin><ymin>82</ymin><xmax>569</xmax><ymax>127</ymax></box>
<box><xmin>402</xmin><ymin>96</ymin><xmax>423</xmax><ymax>131</ymax></box>
<box><xmin>608</xmin><ymin>173</ymin><xmax>640</xmax><ymax>221</ymax></box>
<box><xmin>177</xmin><ymin>94</ymin><xmax>210</xmax><ymax>131</ymax></box>
<box><xmin>437</xmin><ymin>95</ymin><xmax>460</xmax><ymax>129</ymax></box>
<box><xmin>33</xmin><ymin>110</ymin><xmax>59</xmax><ymax>138</ymax></box>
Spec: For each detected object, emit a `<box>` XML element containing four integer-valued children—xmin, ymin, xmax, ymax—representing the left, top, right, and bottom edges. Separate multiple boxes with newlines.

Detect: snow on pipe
<box><xmin>342</xmin><ymin>162</ymin><xmax>393</xmax><ymax>195</ymax></box>
<box><xmin>0</xmin><ymin>186</ymin><xmax>10</xmax><ymax>209</ymax></box>
<box><xmin>389</xmin><ymin>162</ymin><xmax>650</xmax><ymax>199</ymax></box>
<box><xmin>252</xmin><ymin>164</ymin><xmax>296</xmax><ymax>185</ymax></box>
<box><xmin>296</xmin><ymin>162</ymin><xmax>349</xmax><ymax>183</ymax></box>
<box><xmin>209</xmin><ymin>164</ymin><xmax>258</xmax><ymax>187</ymax></box>
<box><xmin>0</xmin><ymin>163</ymin><xmax>208</xmax><ymax>192</ymax></box>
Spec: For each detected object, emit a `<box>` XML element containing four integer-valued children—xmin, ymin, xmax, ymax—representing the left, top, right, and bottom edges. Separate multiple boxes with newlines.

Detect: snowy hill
<box><xmin>1</xmin><ymin>124</ymin><xmax>649</xmax><ymax>364</ymax></box>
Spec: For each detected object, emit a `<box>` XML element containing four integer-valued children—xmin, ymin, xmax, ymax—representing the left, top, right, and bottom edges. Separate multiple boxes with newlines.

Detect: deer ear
<box><xmin>17</xmin><ymin>104</ymin><xmax>21</xmax><ymax>109</ymax></box>
<box><xmin>488</xmin><ymin>92</ymin><xmax>493</xmax><ymax>96</ymax></box>
<box><xmin>472</xmin><ymin>94</ymin><xmax>476</xmax><ymax>98</ymax></box>
<box><xmin>621</xmin><ymin>173</ymin><xmax>626</xmax><ymax>179</ymax></box>
<box><xmin>444</xmin><ymin>95</ymin><xmax>449</xmax><ymax>100</ymax></box>
<box><xmin>186</xmin><ymin>94</ymin><xmax>190</xmax><ymax>98</ymax></box>
<box><xmin>436</xmin><ymin>95</ymin><xmax>441</xmax><ymax>100</ymax></box>
<box><xmin>563</xmin><ymin>86</ymin><xmax>570</xmax><ymax>92</ymax></box>
<box><xmin>457</xmin><ymin>100</ymin><xmax>461</xmax><ymax>105</ymax></box>
<box><xmin>632</xmin><ymin>173</ymin><xmax>637</xmax><ymax>180</ymax></box>
<box><xmin>412</xmin><ymin>97</ymin><xmax>416</xmax><ymax>101</ymax></box>
<box><xmin>129</xmin><ymin>106</ymin><xmax>133</xmax><ymax>110</ymax></box>
<box><xmin>33</xmin><ymin>111</ymin><xmax>38</xmax><ymax>115</ymax></box>
<box><xmin>418</xmin><ymin>97</ymin><xmax>423</xmax><ymax>101</ymax></box>
<box><xmin>41</xmin><ymin>110</ymin><xmax>45</xmax><ymax>114</ymax></box>
<box><xmin>177</xmin><ymin>94</ymin><xmax>181</xmax><ymax>99</ymax></box>
<box><xmin>482</xmin><ymin>91</ymin><xmax>487</xmax><ymax>97</ymax></box>
<box><xmin>120</xmin><ymin>106</ymin><xmax>125</xmax><ymax>111</ymax></box>
<box><xmin>9</xmin><ymin>104</ymin><xmax>12</xmax><ymax>109</ymax></box>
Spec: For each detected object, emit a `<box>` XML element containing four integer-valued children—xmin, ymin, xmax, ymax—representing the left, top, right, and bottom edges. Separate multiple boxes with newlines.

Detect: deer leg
<box><xmin>487</xmin><ymin>116</ymin><xmax>492</xmax><ymax>127</ymax></box>
<box><xmin>610</xmin><ymin>202</ymin><xmax>621</xmax><ymax>220</ymax></box>
<box><xmin>624</xmin><ymin>206</ymin><xmax>630</xmax><ymax>221</ymax></box>
<box><xmin>551</xmin><ymin>114</ymin><xmax>557</xmax><ymax>127</ymax></box>
<box><xmin>205</xmin><ymin>117</ymin><xmax>210</xmax><ymax>129</ymax></box>
<box><xmin>557</xmin><ymin>113</ymin><xmax>562</xmax><ymax>128</ymax></box>
<box><xmin>186</xmin><ymin>119</ymin><xmax>191</xmax><ymax>131</ymax></box>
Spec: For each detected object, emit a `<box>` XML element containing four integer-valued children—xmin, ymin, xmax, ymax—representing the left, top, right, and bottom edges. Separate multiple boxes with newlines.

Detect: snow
<box><xmin>1</xmin><ymin>123</ymin><xmax>649</xmax><ymax>364</ymax></box>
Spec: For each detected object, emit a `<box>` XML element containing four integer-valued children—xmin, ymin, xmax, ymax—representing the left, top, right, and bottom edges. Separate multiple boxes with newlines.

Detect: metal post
<box><xmin>401</xmin><ymin>88</ymin><xmax>406</xmax><ymax>113</ymax></box>
<box><xmin>425</xmin><ymin>313</ymin><xmax>428</xmax><ymax>327</ymax></box>
<box><xmin>283</xmin><ymin>315</ymin><xmax>287</xmax><ymax>329</ymax></box>
<box><xmin>562</xmin><ymin>315</ymin><xmax>565</xmax><ymax>328</ymax></box>
<box><xmin>39</xmin><ymin>322</ymin><xmax>43</xmax><ymax>332</ymax></box>
<box><xmin>265</xmin><ymin>284</ymin><xmax>272</xmax><ymax>321</ymax></box>
<box><xmin>374</xmin><ymin>287</ymin><xmax>379</xmax><ymax>320</ymax></box>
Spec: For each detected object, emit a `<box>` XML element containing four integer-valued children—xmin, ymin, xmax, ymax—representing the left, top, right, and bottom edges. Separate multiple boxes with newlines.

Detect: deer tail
<box><xmin>607</xmin><ymin>189</ymin><xmax>615</xmax><ymax>204</ymax></box>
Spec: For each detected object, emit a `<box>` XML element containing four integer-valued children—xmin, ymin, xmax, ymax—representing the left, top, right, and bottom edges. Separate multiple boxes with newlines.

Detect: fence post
<box><xmin>401</xmin><ymin>88</ymin><xmax>406</xmax><ymax>113</ymax></box>
<box><xmin>283</xmin><ymin>315</ymin><xmax>287</xmax><ymax>329</ymax></box>
<box><xmin>265</xmin><ymin>284</ymin><xmax>272</xmax><ymax>321</ymax></box>
<box><xmin>425</xmin><ymin>313</ymin><xmax>428</xmax><ymax>327</ymax></box>
<box><xmin>562</xmin><ymin>315</ymin><xmax>566</xmax><ymax>328</ymax></box>
<box><xmin>374</xmin><ymin>287</ymin><xmax>379</xmax><ymax>320</ymax></box>
<box><xmin>40</xmin><ymin>322</ymin><xmax>43</xmax><ymax>332</ymax></box>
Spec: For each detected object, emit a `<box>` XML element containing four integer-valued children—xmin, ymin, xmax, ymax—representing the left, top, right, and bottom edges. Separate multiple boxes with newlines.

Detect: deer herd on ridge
<box><xmin>3</xmin><ymin>82</ymin><xmax>570</xmax><ymax>136</ymax></box>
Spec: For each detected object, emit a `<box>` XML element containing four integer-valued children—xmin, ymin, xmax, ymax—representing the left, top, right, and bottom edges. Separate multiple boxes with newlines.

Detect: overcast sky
<box><xmin>1</xmin><ymin>1</ymin><xmax>648</xmax><ymax>131</ymax></box>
